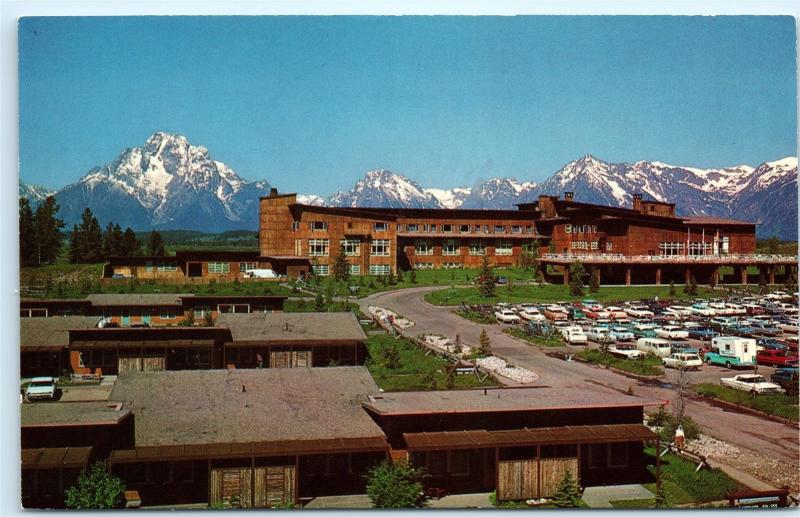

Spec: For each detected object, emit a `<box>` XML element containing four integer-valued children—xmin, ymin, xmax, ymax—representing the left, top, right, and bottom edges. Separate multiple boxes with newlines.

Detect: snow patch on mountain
<box><xmin>424</xmin><ymin>187</ymin><xmax>471</xmax><ymax>209</ymax></box>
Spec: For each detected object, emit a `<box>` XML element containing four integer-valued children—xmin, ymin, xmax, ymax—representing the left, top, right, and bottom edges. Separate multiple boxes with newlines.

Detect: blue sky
<box><xmin>19</xmin><ymin>16</ymin><xmax>797</xmax><ymax>195</ymax></box>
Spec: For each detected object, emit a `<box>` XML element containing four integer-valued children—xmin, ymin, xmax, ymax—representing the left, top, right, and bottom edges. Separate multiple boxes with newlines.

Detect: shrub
<box><xmin>569</xmin><ymin>260</ymin><xmax>585</xmax><ymax>296</ymax></box>
<box><xmin>65</xmin><ymin>462</ymin><xmax>125</xmax><ymax>509</ymax></box>
<box><xmin>381</xmin><ymin>344</ymin><xmax>402</xmax><ymax>369</ymax></box>
<box><xmin>478</xmin><ymin>329</ymin><xmax>492</xmax><ymax>357</ymax></box>
<box><xmin>551</xmin><ymin>470</ymin><xmax>582</xmax><ymax>507</ymax></box>
<box><xmin>365</xmin><ymin>460</ymin><xmax>425</xmax><ymax>508</ymax></box>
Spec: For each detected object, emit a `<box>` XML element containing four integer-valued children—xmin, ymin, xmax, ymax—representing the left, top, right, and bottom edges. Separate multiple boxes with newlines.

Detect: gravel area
<box><xmin>368</xmin><ymin>306</ymin><xmax>415</xmax><ymax>329</ymax></box>
<box><xmin>686</xmin><ymin>434</ymin><xmax>800</xmax><ymax>493</ymax></box>
<box><xmin>422</xmin><ymin>334</ymin><xmax>473</xmax><ymax>356</ymax></box>
<box><xmin>476</xmin><ymin>356</ymin><xmax>538</xmax><ymax>384</ymax></box>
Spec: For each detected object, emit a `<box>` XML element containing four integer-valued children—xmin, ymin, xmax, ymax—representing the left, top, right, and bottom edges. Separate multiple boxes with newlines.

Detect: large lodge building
<box><xmin>101</xmin><ymin>188</ymin><xmax>794</xmax><ymax>286</ymax></box>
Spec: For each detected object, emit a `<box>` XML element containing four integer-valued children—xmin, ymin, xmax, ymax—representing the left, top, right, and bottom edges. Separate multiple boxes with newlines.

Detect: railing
<box><xmin>540</xmin><ymin>253</ymin><xmax>796</xmax><ymax>264</ymax></box>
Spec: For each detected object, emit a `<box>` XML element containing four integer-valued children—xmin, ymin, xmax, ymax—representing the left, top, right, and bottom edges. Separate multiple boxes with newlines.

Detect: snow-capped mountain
<box><xmin>326</xmin><ymin>169</ymin><xmax>442</xmax><ymax>209</ymax></box>
<box><xmin>424</xmin><ymin>187</ymin><xmax>471</xmax><ymax>209</ymax></box>
<box><xmin>19</xmin><ymin>181</ymin><xmax>54</xmax><ymax>204</ymax></box>
<box><xmin>52</xmin><ymin>132</ymin><xmax>271</xmax><ymax>231</ymax></box>
<box><xmin>460</xmin><ymin>178</ymin><xmax>538</xmax><ymax>209</ymax></box>
<box><xmin>296</xmin><ymin>194</ymin><xmax>325</xmax><ymax>206</ymax></box>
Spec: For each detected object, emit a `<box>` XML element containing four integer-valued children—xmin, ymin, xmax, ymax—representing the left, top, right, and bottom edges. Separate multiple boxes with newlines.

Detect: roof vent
<box><xmin>241</xmin><ymin>385</ymin><xmax>246</xmax><ymax>393</ymax></box>
<box><xmin>269</xmin><ymin>187</ymin><xmax>279</xmax><ymax>197</ymax></box>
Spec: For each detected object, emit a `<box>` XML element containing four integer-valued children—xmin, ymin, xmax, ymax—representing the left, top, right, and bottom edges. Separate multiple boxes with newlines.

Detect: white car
<box><xmin>25</xmin><ymin>377</ymin><xmax>57</xmax><ymax>401</ymax></box>
<box><xmin>519</xmin><ymin>307</ymin><xmax>546</xmax><ymax>322</ymax></box>
<box><xmin>495</xmin><ymin>309</ymin><xmax>521</xmax><ymax>324</ymax></box>
<box><xmin>608</xmin><ymin>344</ymin><xmax>644</xmax><ymax>360</ymax></box>
<box><xmin>625</xmin><ymin>305</ymin><xmax>655</xmax><ymax>318</ymax></box>
<box><xmin>563</xmin><ymin>328</ymin><xmax>588</xmax><ymax>345</ymax></box>
<box><xmin>664</xmin><ymin>305</ymin><xmax>692</xmax><ymax>317</ymax></box>
<box><xmin>656</xmin><ymin>325</ymin><xmax>689</xmax><ymax>340</ymax></box>
<box><xmin>663</xmin><ymin>353</ymin><xmax>703</xmax><ymax>370</ymax></box>
<box><xmin>605</xmin><ymin>306</ymin><xmax>628</xmax><ymax>320</ymax></box>
<box><xmin>585</xmin><ymin>327</ymin><xmax>616</xmax><ymax>344</ymax></box>
<box><xmin>690</xmin><ymin>304</ymin><xmax>716</xmax><ymax>317</ymax></box>
<box><xmin>720</xmin><ymin>374</ymin><xmax>785</xmax><ymax>394</ymax></box>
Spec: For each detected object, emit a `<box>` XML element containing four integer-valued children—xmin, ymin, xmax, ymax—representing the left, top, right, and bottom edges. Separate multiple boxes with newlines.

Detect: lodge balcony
<box><xmin>540</xmin><ymin>253</ymin><xmax>797</xmax><ymax>266</ymax></box>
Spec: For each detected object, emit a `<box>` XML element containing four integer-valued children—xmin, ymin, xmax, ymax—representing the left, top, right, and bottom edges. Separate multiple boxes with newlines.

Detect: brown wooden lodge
<box><xmin>95</xmin><ymin>188</ymin><xmax>795</xmax><ymax>286</ymax></box>
<box><xmin>21</xmin><ymin>367</ymin><xmax>665</xmax><ymax>508</ymax></box>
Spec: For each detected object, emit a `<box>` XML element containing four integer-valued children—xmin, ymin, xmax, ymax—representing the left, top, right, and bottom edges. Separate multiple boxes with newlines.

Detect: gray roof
<box><xmin>109</xmin><ymin>367</ymin><xmax>385</xmax><ymax>447</ymax></box>
<box><xmin>364</xmin><ymin>386</ymin><xmax>664</xmax><ymax>416</ymax></box>
<box><xmin>22</xmin><ymin>401</ymin><xmax>131</xmax><ymax>427</ymax></box>
<box><xmin>85</xmin><ymin>293</ymin><xmax>193</xmax><ymax>306</ymax></box>
<box><xmin>20</xmin><ymin>316</ymin><xmax>102</xmax><ymax>350</ymax></box>
<box><xmin>216</xmin><ymin>312</ymin><xmax>366</xmax><ymax>343</ymax></box>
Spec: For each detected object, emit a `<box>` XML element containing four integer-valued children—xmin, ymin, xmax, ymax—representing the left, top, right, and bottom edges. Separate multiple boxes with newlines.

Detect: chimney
<box><xmin>632</xmin><ymin>193</ymin><xmax>643</xmax><ymax>212</ymax></box>
<box><xmin>564</xmin><ymin>192</ymin><xmax>574</xmax><ymax>202</ymax></box>
<box><xmin>269</xmin><ymin>187</ymin><xmax>279</xmax><ymax>197</ymax></box>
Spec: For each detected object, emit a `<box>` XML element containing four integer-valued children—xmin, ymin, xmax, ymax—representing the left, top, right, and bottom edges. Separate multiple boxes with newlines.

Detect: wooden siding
<box><xmin>211</xmin><ymin>466</ymin><xmax>295</xmax><ymax>508</ymax></box>
<box><xmin>539</xmin><ymin>457</ymin><xmax>578</xmax><ymax>498</ymax></box>
<box><xmin>497</xmin><ymin>459</ymin><xmax>537</xmax><ymax>501</ymax></box>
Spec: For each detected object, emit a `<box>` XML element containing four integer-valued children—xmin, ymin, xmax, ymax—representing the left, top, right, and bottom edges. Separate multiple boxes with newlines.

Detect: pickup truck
<box><xmin>25</xmin><ymin>377</ymin><xmax>57</xmax><ymax>401</ymax></box>
<box><xmin>608</xmin><ymin>344</ymin><xmax>644</xmax><ymax>359</ymax></box>
<box><xmin>663</xmin><ymin>353</ymin><xmax>703</xmax><ymax>370</ymax></box>
<box><xmin>705</xmin><ymin>337</ymin><xmax>757</xmax><ymax>368</ymax></box>
<box><xmin>656</xmin><ymin>325</ymin><xmax>689</xmax><ymax>340</ymax></box>
<box><xmin>720</xmin><ymin>374</ymin><xmax>785</xmax><ymax>394</ymax></box>
<box><xmin>756</xmin><ymin>349</ymin><xmax>799</xmax><ymax>368</ymax></box>
<box><xmin>495</xmin><ymin>309</ymin><xmax>521</xmax><ymax>324</ymax></box>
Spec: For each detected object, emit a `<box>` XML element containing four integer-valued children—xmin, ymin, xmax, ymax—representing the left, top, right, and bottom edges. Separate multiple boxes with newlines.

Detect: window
<box><xmin>495</xmin><ymin>240</ymin><xmax>513</xmax><ymax>256</ymax></box>
<box><xmin>443</xmin><ymin>262</ymin><xmax>461</xmax><ymax>269</ymax></box>
<box><xmin>473</xmin><ymin>225</ymin><xmax>482</xmax><ymax>234</ymax></box>
<box><xmin>511</xmin><ymin>225</ymin><xmax>522</xmax><ymax>234</ymax></box>
<box><xmin>494</xmin><ymin>225</ymin><xmax>505</xmax><ymax>234</ymax></box>
<box><xmin>239</xmin><ymin>262</ymin><xmax>256</xmax><ymax>273</ymax></box>
<box><xmin>194</xmin><ymin>305</ymin><xmax>211</xmax><ymax>318</ymax></box>
<box><xmin>373</xmin><ymin>222</ymin><xmax>388</xmax><ymax>232</ymax></box>
<box><xmin>160</xmin><ymin>308</ymin><xmax>175</xmax><ymax>319</ymax></box>
<box><xmin>415</xmin><ymin>240</ymin><xmax>433</xmax><ymax>256</ymax></box>
<box><xmin>145</xmin><ymin>261</ymin><xmax>153</xmax><ymax>272</ymax></box>
<box><xmin>659</xmin><ymin>242</ymin><xmax>685</xmax><ymax>256</ymax></box>
<box><xmin>349</xmin><ymin>264</ymin><xmax>361</xmax><ymax>275</ymax></box>
<box><xmin>312</xmin><ymin>264</ymin><xmax>329</xmax><ymax>276</ymax></box>
<box><xmin>590</xmin><ymin>241</ymin><xmax>599</xmax><ymax>250</ymax></box>
<box><xmin>310</xmin><ymin>221</ymin><xmax>328</xmax><ymax>231</ymax></box>
<box><xmin>415</xmin><ymin>262</ymin><xmax>434</xmax><ymax>270</ymax></box>
<box><xmin>295</xmin><ymin>239</ymin><xmax>302</xmax><ymax>255</ymax></box>
<box><xmin>340</xmin><ymin>239</ymin><xmax>360</xmax><ymax>256</ymax></box>
<box><xmin>208</xmin><ymin>262</ymin><xmax>230</xmax><ymax>274</ymax></box>
<box><xmin>721</xmin><ymin>236</ymin><xmax>730</xmax><ymax>254</ymax></box>
<box><xmin>606</xmin><ymin>241</ymin><xmax>613</xmax><ymax>251</ymax></box>
<box><xmin>309</xmin><ymin>239</ymin><xmax>329</xmax><ymax>256</ymax></box>
<box><xmin>406</xmin><ymin>223</ymin><xmax>419</xmax><ymax>232</ymax></box>
<box><xmin>370</xmin><ymin>240</ymin><xmax>390</xmax><ymax>256</ymax></box>
<box><xmin>459</xmin><ymin>224</ymin><xmax>470</xmax><ymax>233</ymax></box>
<box><xmin>443</xmin><ymin>239</ymin><xmax>460</xmax><ymax>256</ymax></box>
<box><xmin>526</xmin><ymin>225</ymin><xmax>533</xmax><ymax>233</ymax></box>
<box><xmin>469</xmin><ymin>241</ymin><xmax>486</xmax><ymax>256</ymax></box>
<box><xmin>430</xmin><ymin>224</ymin><xmax>438</xmax><ymax>232</ymax></box>
<box><xmin>369</xmin><ymin>264</ymin><xmax>391</xmax><ymax>276</ymax></box>
<box><xmin>571</xmin><ymin>241</ymin><xmax>589</xmax><ymax>250</ymax></box>
<box><xmin>483</xmin><ymin>225</ymin><xmax>489</xmax><ymax>233</ymax></box>
<box><xmin>442</xmin><ymin>224</ymin><xmax>453</xmax><ymax>233</ymax></box>
<box><xmin>292</xmin><ymin>220</ymin><xmax>300</xmax><ymax>231</ymax></box>
<box><xmin>608</xmin><ymin>443</ymin><xmax>629</xmax><ymax>468</ymax></box>
<box><xmin>156</xmin><ymin>261</ymin><xmax>177</xmax><ymax>272</ymax></box>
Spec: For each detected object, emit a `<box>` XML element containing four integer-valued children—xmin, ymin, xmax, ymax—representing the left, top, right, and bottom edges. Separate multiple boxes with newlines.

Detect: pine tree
<box><xmin>654</xmin><ymin>482</ymin><xmax>668</xmax><ymax>508</ymax></box>
<box><xmin>589</xmin><ymin>267</ymin><xmax>600</xmax><ymax>293</ymax></box>
<box><xmin>478</xmin><ymin>329</ymin><xmax>492</xmax><ymax>357</ymax></box>
<box><xmin>68</xmin><ymin>225</ymin><xmax>81</xmax><ymax>264</ymax></box>
<box><xmin>331</xmin><ymin>243</ymin><xmax>351</xmax><ymax>282</ymax></box>
<box><xmin>568</xmin><ymin>260</ymin><xmax>586</xmax><ymax>297</ymax></box>
<box><xmin>146</xmin><ymin>230</ymin><xmax>166</xmax><ymax>256</ymax></box>
<box><xmin>19</xmin><ymin>197</ymin><xmax>36</xmax><ymax>266</ymax></box>
<box><xmin>74</xmin><ymin>208</ymin><xmax>103</xmax><ymax>263</ymax></box>
<box><xmin>120</xmin><ymin>228</ymin><xmax>141</xmax><ymax>256</ymax></box>
<box><xmin>314</xmin><ymin>290</ymin><xmax>325</xmax><ymax>311</ymax></box>
<box><xmin>551</xmin><ymin>470</ymin><xmax>582</xmax><ymax>508</ymax></box>
<box><xmin>33</xmin><ymin>196</ymin><xmax>64</xmax><ymax>265</ymax></box>
<box><xmin>409</xmin><ymin>268</ymin><xmax>417</xmax><ymax>284</ymax></box>
<box><xmin>478</xmin><ymin>254</ymin><xmax>496</xmax><ymax>297</ymax></box>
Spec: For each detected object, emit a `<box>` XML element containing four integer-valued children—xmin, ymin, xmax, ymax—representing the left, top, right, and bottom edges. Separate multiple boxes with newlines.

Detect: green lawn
<box><xmin>455</xmin><ymin>308</ymin><xmax>497</xmax><ymax>325</ymax></box>
<box><xmin>575</xmin><ymin>349</ymin><xmax>664</xmax><ymax>377</ymax></box>
<box><xmin>644</xmin><ymin>446</ymin><xmax>741</xmax><ymax>506</ymax></box>
<box><xmin>609</xmin><ymin>498</ymin><xmax>657</xmax><ymax>508</ymax></box>
<box><xmin>424</xmin><ymin>284</ymin><xmax>703</xmax><ymax>306</ymax></box>
<box><xmin>364</xmin><ymin>334</ymin><xmax>497</xmax><ymax>391</ymax></box>
<box><xmin>503</xmin><ymin>327</ymin><xmax>565</xmax><ymax>347</ymax></box>
<box><xmin>693</xmin><ymin>384</ymin><xmax>799</xmax><ymax>422</ymax></box>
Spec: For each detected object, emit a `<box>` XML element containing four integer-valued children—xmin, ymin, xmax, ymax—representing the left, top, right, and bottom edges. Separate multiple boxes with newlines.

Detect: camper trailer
<box><xmin>704</xmin><ymin>337</ymin><xmax>757</xmax><ymax>368</ymax></box>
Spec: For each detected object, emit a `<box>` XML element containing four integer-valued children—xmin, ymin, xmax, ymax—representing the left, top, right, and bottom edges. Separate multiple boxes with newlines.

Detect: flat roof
<box><xmin>217</xmin><ymin>312</ymin><xmax>366</xmax><ymax>343</ymax></box>
<box><xmin>21</xmin><ymin>401</ymin><xmax>131</xmax><ymax>428</ymax></box>
<box><xmin>109</xmin><ymin>367</ymin><xmax>387</xmax><ymax>450</ymax></box>
<box><xmin>22</xmin><ymin>447</ymin><xmax>93</xmax><ymax>470</ymax></box>
<box><xmin>403</xmin><ymin>424</ymin><xmax>657</xmax><ymax>451</ymax></box>
<box><xmin>683</xmin><ymin>216</ymin><xmax>756</xmax><ymax>227</ymax></box>
<box><xmin>363</xmin><ymin>386</ymin><xmax>664</xmax><ymax>416</ymax></box>
<box><xmin>20</xmin><ymin>316</ymin><xmax>102</xmax><ymax>351</ymax></box>
<box><xmin>85</xmin><ymin>293</ymin><xmax>191</xmax><ymax>307</ymax></box>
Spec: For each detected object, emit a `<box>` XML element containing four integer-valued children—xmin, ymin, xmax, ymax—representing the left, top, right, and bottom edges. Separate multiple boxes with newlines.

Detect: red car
<box><xmin>756</xmin><ymin>349</ymin><xmax>799</xmax><ymax>368</ymax></box>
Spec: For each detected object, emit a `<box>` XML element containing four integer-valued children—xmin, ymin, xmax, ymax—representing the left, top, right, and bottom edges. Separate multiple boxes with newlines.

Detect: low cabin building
<box><xmin>102</xmin><ymin>250</ymin><xmax>310</xmax><ymax>283</ymax></box>
<box><xmin>107</xmin><ymin>368</ymin><xmax>389</xmax><ymax>507</ymax></box>
<box><xmin>20</xmin><ymin>316</ymin><xmax>101</xmax><ymax>378</ymax></box>
<box><xmin>20</xmin><ymin>294</ymin><xmax>287</xmax><ymax>326</ymax></box>
<box><xmin>217</xmin><ymin>312</ymin><xmax>368</xmax><ymax>369</ymax></box>
<box><xmin>363</xmin><ymin>386</ymin><xmax>663</xmax><ymax>501</ymax></box>
<box><xmin>67</xmin><ymin>327</ymin><xmax>228</xmax><ymax>375</ymax></box>
<box><xmin>21</xmin><ymin>402</ymin><xmax>134</xmax><ymax>509</ymax></box>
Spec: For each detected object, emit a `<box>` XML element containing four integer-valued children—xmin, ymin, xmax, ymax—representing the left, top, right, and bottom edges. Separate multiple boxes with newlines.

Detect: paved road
<box><xmin>358</xmin><ymin>286</ymin><xmax>798</xmax><ymax>472</ymax></box>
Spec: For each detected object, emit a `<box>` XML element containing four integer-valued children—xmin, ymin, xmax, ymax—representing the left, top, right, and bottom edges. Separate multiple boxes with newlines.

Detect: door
<box><xmin>210</xmin><ymin>468</ymin><xmax>252</xmax><ymax>508</ymax></box>
<box><xmin>270</xmin><ymin>351</ymin><xmax>289</xmax><ymax>369</ymax></box>
<box><xmin>188</xmin><ymin>262</ymin><xmax>203</xmax><ymax>277</ymax></box>
<box><xmin>118</xmin><ymin>356</ymin><xmax>142</xmax><ymax>373</ymax></box>
<box><xmin>254</xmin><ymin>466</ymin><xmax>295</xmax><ymax>507</ymax></box>
<box><xmin>291</xmin><ymin>351</ymin><xmax>311</xmax><ymax>368</ymax></box>
<box><xmin>497</xmin><ymin>460</ymin><xmax>538</xmax><ymax>501</ymax></box>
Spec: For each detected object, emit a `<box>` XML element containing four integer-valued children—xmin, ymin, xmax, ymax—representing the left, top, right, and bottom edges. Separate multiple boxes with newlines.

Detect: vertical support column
<box><xmin>768</xmin><ymin>266</ymin><xmax>775</xmax><ymax>285</ymax></box>
<box><xmin>494</xmin><ymin>448</ymin><xmax>500</xmax><ymax>496</ymax></box>
<box><xmin>250</xmin><ymin>456</ymin><xmax>256</xmax><ymax>508</ymax></box>
<box><xmin>685</xmin><ymin>267</ymin><xmax>691</xmax><ymax>284</ymax></box>
<box><xmin>625</xmin><ymin>267</ymin><xmax>631</xmax><ymax>286</ymax></box>
<box><xmin>594</xmin><ymin>267</ymin><xmax>601</xmax><ymax>286</ymax></box>
<box><xmin>711</xmin><ymin>267</ymin><xmax>719</xmax><ymax>286</ymax></box>
<box><xmin>563</xmin><ymin>266</ymin><xmax>570</xmax><ymax>286</ymax></box>
<box><xmin>655</xmin><ymin>268</ymin><xmax>661</xmax><ymax>286</ymax></box>
<box><xmin>536</xmin><ymin>445</ymin><xmax>542</xmax><ymax>499</ymax></box>
<box><xmin>739</xmin><ymin>266</ymin><xmax>747</xmax><ymax>285</ymax></box>
<box><xmin>294</xmin><ymin>455</ymin><xmax>300</xmax><ymax>506</ymax></box>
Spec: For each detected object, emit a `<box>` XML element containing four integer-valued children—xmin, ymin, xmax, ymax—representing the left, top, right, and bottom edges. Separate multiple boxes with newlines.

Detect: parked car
<box><xmin>25</xmin><ymin>377</ymin><xmax>57</xmax><ymax>401</ymax></box>
<box><xmin>495</xmin><ymin>309</ymin><xmax>521</xmax><ymax>324</ymax></box>
<box><xmin>756</xmin><ymin>349</ymin><xmax>799</xmax><ymax>368</ymax></box>
<box><xmin>663</xmin><ymin>353</ymin><xmax>703</xmax><ymax>370</ymax></box>
<box><xmin>567</xmin><ymin>307</ymin><xmax>587</xmax><ymax>321</ymax></box>
<box><xmin>656</xmin><ymin>325</ymin><xmax>689</xmax><ymax>340</ymax></box>
<box><xmin>690</xmin><ymin>303</ymin><xmax>716</xmax><ymax>317</ymax></box>
<box><xmin>608</xmin><ymin>343</ymin><xmax>644</xmax><ymax>359</ymax></box>
<box><xmin>519</xmin><ymin>307</ymin><xmax>546</xmax><ymax>323</ymax></box>
<box><xmin>687</xmin><ymin>327</ymin><xmax>719</xmax><ymax>341</ymax></box>
<box><xmin>720</xmin><ymin>374</ymin><xmax>785</xmax><ymax>394</ymax></box>
<box><xmin>756</xmin><ymin>338</ymin><xmax>789</xmax><ymax>352</ymax></box>
<box><xmin>562</xmin><ymin>327</ymin><xmax>588</xmax><ymax>345</ymax></box>
<box><xmin>609</xmin><ymin>326</ymin><xmax>635</xmax><ymax>342</ymax></box>
<box><xmin>670</xmin><ymin>342</ymin><xmax>701</xmax><ymax>355</ymax></box>
<box><xmin>747</xmin><ymin>322</ymin><xmax>782</xmax><ymax>337</ymax></box>
<box><xmin>636</xmin><ymin>337</ymin><xmax>673</xmax><ymax>358</ymax></box>
<box><xmin>585</xmin><ymin>327</ymin><xmax>616</xmax><ymax>344</ymax></box>
<box><xmin>705</xmin><ymin>337</ymin><xmax>757</xmax><ymax>368</ymax></box>
<box><xmin>625</xmin><ymin>305</ymin><xmax>655</xmax><ymax>318</ymax></box>
<box><xmin>770</xmin><ymin>368</ymin><xmax>799</xmax><ymax>395</ymax></box>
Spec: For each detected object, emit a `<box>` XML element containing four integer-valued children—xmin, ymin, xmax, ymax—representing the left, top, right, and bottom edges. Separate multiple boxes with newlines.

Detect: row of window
<box><xmin>302</xmin><ymin>221</ymin><xmax>534</xmax><ymax>235</ymax></box>
<box><xmin>415</xmin><ymin>240</ymin><xmax>515</xmax><ymax>256</ymax></box>
<box><xmin>309</xmin><ymin>239</ymin><xmax>390</xmax><ymax>257</ymax></box>
<box><xmin>659</xmin><ymin>240</ymin><xmax>729</xmax><ymax>256</ymax></box>
<box><xmin>570</xmin><ymin>240</ymin><xmax>600</xmax><ymax>250</ymax></box>
<box><xmin>312</xmin><ymin>264</ymin><xmax>391</xmax><ymax>276</ymax></box>
<box><xmin>144</xmin><ymin>261</ymin><xmax>178</xmax><ymax>272</ymax></box>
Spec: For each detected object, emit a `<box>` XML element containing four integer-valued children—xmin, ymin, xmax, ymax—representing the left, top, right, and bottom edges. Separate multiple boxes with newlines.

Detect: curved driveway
<box><xmin>358</xmin><ymin>286</ymin><xmax>798</xmax><ymax>475</ymax></box>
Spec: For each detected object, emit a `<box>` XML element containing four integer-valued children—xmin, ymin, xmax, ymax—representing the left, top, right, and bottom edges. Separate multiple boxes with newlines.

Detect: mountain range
<box><xmin>19</xmin><ymin>132</ymin><xmax>797</xmax><ymax>239</ymax></box>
